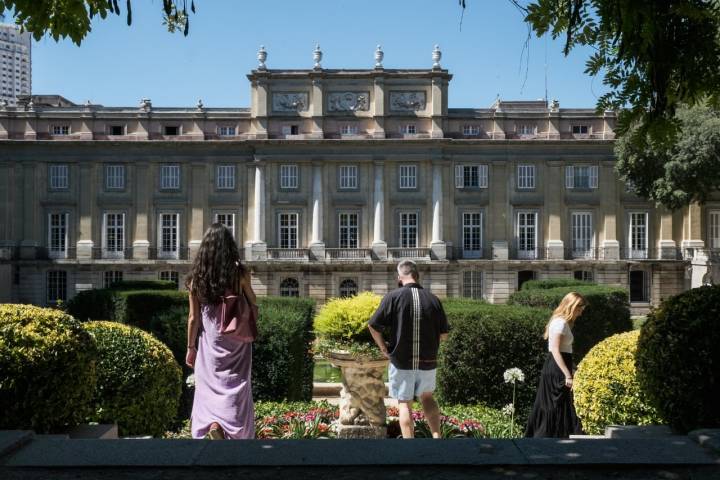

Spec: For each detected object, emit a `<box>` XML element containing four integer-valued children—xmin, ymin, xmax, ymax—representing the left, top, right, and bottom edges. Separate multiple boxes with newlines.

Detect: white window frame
<box><xmin>462</xmin><ymin>211</ymin><xmax>483</xmax><ymax>258</ymax></box>
<box><xmin>399</xmin><ymin>164</ymin><xmax>417</xmax><ymax>190</ymax></box>
<box><xmin>708</xmin><ymin>210</ymin><xmax>720</xmax><ymax>250</ymax></box>
<box><xmin>48</xmin><ymin>212</ymin><xmax>69</xmax><ymax>259</ymax></box>
<box><xmin>280</xmin><ymin>164</ymin><xmax>299</xmax><ymax>189</ymax></box>
<box><xmin>49</xmin><ymin>164</ymin><xmax>69</xmax><ymax>190</ymax></box>
<box><xmin>214</xmin><ymin>212</ymin><xmax>236</xmax><ymax>239</ymax></box>
<box><xmin>103</xmin><ymin>270</ymin><xmax>123</xmax><ymax>289</ymax></box>
<box><xmin>462</xmin><ymin>270</ymin><xmax>483</xmax><ymax>300</ymax></box>
<box><xmin>105</xmin><ymin>164</ymin><xmax>125</xmax><ymax>190</ymax></box>
<box><xmin>628</xmin><ymin>212</ymin><xmax>649</xmax><ymax>259</ymax></box>
<box><xmin>571</xmin><ymin>211</ymin><xmax>594</xmax><ymax>258</ymax></box>
<box><xmin>463</xmin><ymin>125</ymin><xmax>481</xmax><ymax>136</ymax></box>
<box><xmin>516</xmin><ymin>211</ymin><xmax>538</xmax><ymax>259</ymax></box>
<box><xmin>572</xmin><ymin>125</ymin><xmax>590</xmax><ymax>135</ymax></box>
<box><xmin>216</xmin><ymin>165</ymin><xmax>236</xmax><ymax>190</ymax></box>
<box><xmin>159</xmin><ymin>271</ymin><xmax>179</xmax><ymax>287</ymax></box>
<box><xmin>399</xmin><ymin>212</ymin><xmax>419</xmax><ymax>249</ymax></box>
<box><xmin>217</xmin><ymin>126</ymin><xmax>236</xmax><ymax>137</ymax></box>
<box><xmin>278</xmin><ymin>212</ymin><xmax>299</xmax><ymax>249</ymax></box>
<box><xmin>47</xmin><ymin>270</ymin><xmax>67</xmax><ymax>304</ymax></box>
<box><xmin>400</xmin><ymin>124</ymin><xmax>417</xmax><ymax>135</ymax></box>
<box><xmin>160</xmin><ymin>165</ymin><xmax>181</xmax><ymax>190</ymax></box>
<box><xmin>339</xmin><ymin>165</ymin><xmax>358</xmax><ymax>190</ymax></box>
<box><xmin>340</xmin><ymin>124</ymin><xmax>359</xmax><ymax>135</ymax></box>
<box><xmin>102</xmin><ymin>212</ymin><xmax>126</xmax><ymax>259</ymax></box>
<box><xmin>565</xmin><ymin>165</ymin><xmax>598</xmax><ymax>189</ymax></box>
<box><xmin>51</xmin><ymin>125</ymin><xmax>70</xmax><ymax>135</ymax></box>
<box><xmin>338</xmin><ymin>212</ymin><xmax>359</xmax><ymax>249</ymax></box>
<box><xmin>517</xmin><ymin>124</ymin><xmax>536</xmax><ymax>137</ymax></box>
<box><xmin>279</xmin><ymin>277</ymin><xmax>300</xmax><ymax>297</ymax></box>
<box><xmin>158</xmin><ymin>213</ymin><xmax>180</xmax><ymax>259</ymax></box>
<box><xmin>517</xmin><ymin>164</ymin><xmax>536</xmax><ymax>189</ymax></box>
<box><xmin>455</xmin><ymin>164</ymin><xmax>488</xmax><ymax>189</ymax></box>
<box><xmin>339</xmin><ymin>278</ymin><xmax>358</xmax><ymax>298</ymax></box>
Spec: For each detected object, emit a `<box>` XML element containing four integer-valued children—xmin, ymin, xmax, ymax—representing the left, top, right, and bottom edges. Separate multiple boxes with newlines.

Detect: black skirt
<box><xmin>525</xmin><ymin>352</ymin><xmax>583</xmax><ymax>438</ymax></box>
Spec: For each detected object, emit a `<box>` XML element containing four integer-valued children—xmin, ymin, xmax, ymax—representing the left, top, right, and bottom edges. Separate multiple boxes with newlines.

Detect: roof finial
<box><xmin>374</xmin><ymin>45</ymin><xmax>384</xmax><ymax>69</ymax></box>
<box><xmin>313</xmin><ymin>43</ymin><xmax>323</xmax><ymax>69</ymax></box>
<box><xmin>432</xmin><ymin>44</ymin><xmax>442</xmax><ymax>69</ymax></box>
<box><xmin>257</xmin><ymin>45</ymin><xmax>267</xmax><ymax>71</ymax></box>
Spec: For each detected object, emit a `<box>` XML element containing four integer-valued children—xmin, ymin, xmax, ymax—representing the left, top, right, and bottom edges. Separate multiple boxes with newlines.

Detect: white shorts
<box><xmin>388</xmin><ymin>364</ymin><xmax>437</xmax><ymax>401</ymax></box>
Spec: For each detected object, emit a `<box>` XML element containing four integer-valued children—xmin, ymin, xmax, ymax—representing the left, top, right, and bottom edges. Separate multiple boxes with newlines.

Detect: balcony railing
<box><xmin>325</xmin><ymin>248</ymin><xmax>372</xmax><ymax>261</ymax></box>
<box><xmin>267</xmin><ymin>248</ymin><xmax>310</xmax><ymax>261</ymax></box>
<box><xmin>388</xmin><ymin>248</ymin><xmax>432</xmax><ymax>260</ymax></box>
<box><xmin>621</xmin><ymin>248</ymin><xmax>682</xmax><ymax>261</ymax></box>
<box><xmin>148</xmin><ymin>246</ymin><xmax>190</xmax><ymax>260</ymax></box>
<box><xmin>453</xmin><ymin>247</ymin><xmax>489</xmax><ymax>260</ymax></box>
<box><xmin>509</xmin><ymin>247</ymin><xmax>546</xmax><ymax>260</ymax></box>
<box><xmin>91</xmin><ymin>247</ymin><xmax>134</xmax><ymax>260</ymax></box>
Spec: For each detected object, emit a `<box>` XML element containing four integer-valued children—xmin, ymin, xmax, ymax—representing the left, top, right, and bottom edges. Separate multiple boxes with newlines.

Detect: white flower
<box><xmin>503</xmin><ymin>367</ymin><xmax>525</xmax><ymax>384</ymax></box>
<box><xmin>185</xmin><ymin>374</ymin><xmax>195</xmax><ymax>388</ymax></box>
<box><xmin>502</xmin><ymin>403</ymin><xmax>515</xmax><ymax>416</ymax></box>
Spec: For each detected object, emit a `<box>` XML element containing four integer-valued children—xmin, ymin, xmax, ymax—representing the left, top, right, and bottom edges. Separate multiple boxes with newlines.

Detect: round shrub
<box><xmin>0</xmin><ymin>304</ymin><xmax>97</xmax><ymax>432</ymax></box>
<box><xmin>637</xmin><ymin>285</ymin><xmax>720</xmax><ymax>432</ymax></box>
<box><xmin>437</xmin><ymin>303</ymin><xmax>550</xmax><ymax>417</ymax></box>
<box><xmin>84</xmin><ymin>321</ymin><xmax>182</xmax><ymax>437</ymax></box>
<box><xmin>314</xmin><ymin>292</ymin><xmax>381</xmax><ymax>354</ymax></box>
<box><xmin>508</xmin><ymin>285</ymin><xmax>632</xmax><ymax>361</ymax></box>
<box><xmin>574</xmin><ymin>330</ymin><xmax>664</xmax><ymax>434</ymax></box>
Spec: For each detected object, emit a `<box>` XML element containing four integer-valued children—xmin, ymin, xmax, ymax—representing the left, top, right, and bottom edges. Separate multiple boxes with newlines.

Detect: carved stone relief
<box><xmin>327</xmin><ymin>92</ymin><xmax>370</xmax><ymax>112</ymax></box>
<box><xmin>389</xmin><ymin>91</ymin><xmax>426</xmax><ymax>112</ymax></box>
<box><xmin>272</xmin><ymin>92</ymin><xmax>309</xmax><ymax>112</ymax></box>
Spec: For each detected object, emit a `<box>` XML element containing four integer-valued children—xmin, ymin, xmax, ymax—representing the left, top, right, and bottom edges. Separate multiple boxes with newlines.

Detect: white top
<box><xmin>548</xmin><ymin>316</ymin><xmax>573</xmax><ymax>353</ymax></box>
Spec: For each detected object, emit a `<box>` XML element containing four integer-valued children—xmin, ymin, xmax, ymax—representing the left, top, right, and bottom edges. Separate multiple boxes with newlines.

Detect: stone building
<box><xmin>0</xmin><ymin>46</ymin><xmax>717</xmax><ymax>312</ymax></box>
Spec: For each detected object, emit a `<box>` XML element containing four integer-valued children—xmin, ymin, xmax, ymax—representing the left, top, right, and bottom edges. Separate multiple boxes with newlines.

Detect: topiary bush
<box><xmin>0</xmin><ymin>304</ymin><xmax>97</xmax><ymax>433</ymax></box>
<box><xmin>112</xmin><ymin>290</ymin><xmax>189</xmax><ymax>330</ymax></box>
<box><xmin>313</xmin><ymin>291</ymin><xmax>382</xmax><ymax>358</ymax></box>
<box><xmin>66</xmin><ymin>288</ymin><xmax>116</xmax><ymax>321</ymax></box>
<box><xmin>508</xmin><ymin>285</ymin><xmax>632</xmax><ymax>361</ymax></box>
<box><xmin>574</xmin><ymin>330</ymin><xmax>664</xmax><ymax>434</ymax></box>
<box><xmin>521</xmin><ymin>279</ymin><xmax>594</xmax><ymax>290</ymax></box>
<box><xmin>436</xmin><ymin>303</ymin><xmax>551</xmax><ymax>417</ymax></box>
<box><xmin>636</xmin><ymin>285</ymin><xmax>720</xmax><ymax>432</ymax></box>
<box><xmin>84</xmin><ymin>321</ymin><xmax>182</xmax><ymax>437</ymax></box>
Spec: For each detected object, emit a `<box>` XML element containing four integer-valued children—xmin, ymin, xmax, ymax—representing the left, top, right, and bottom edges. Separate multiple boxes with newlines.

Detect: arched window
<box><xmin>280</xmin><ymin>277</ymin><xmax>300</xmax><ymax>297</ymax></box>
<box><xmin>339</xmin><ymin>279</ymin><xmax>358</xmax><ymax>298</ymax></box>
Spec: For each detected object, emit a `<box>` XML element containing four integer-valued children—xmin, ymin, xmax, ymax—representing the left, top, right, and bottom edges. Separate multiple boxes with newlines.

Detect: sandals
<box><xmin>204</xmin><ymin>425</ymin><xmax>225</xmax><ymax>440</ymax></box>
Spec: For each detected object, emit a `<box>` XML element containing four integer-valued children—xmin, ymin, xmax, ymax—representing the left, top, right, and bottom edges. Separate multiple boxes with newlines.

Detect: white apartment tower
<box><xmin>0</xmin><ymin>22</ymin><xmax>31</xmax><ymax>106</ymax></box>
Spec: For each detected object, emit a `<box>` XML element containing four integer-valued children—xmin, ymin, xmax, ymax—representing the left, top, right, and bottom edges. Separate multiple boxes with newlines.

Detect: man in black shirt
<box><xmin>368</xmin><ymin>260</ymin><xmax>449</xmax><ymax>439</ymax></box>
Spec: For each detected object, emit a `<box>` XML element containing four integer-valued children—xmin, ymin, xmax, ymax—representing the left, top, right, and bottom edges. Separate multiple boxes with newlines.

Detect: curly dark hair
<box><xmin>185</xmin><ymin>223</ymin><xmax>245</xmax><ymax>304</ymax></box>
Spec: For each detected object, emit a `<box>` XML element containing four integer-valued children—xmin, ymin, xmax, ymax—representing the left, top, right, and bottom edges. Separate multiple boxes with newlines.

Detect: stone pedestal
<box><xmin>245</xmin><ymin>241</ymin><xmax>267</xmax><ymax>262</ymax></box>
<box><xmin>76</xmin><ymin>240</ymin><xmax>94</xmax><ymax>259</ymax></box>
<box><xmin>188</xmin><ymin>240</ymin><xmax>202</xmax><ymax>260</ymax></box>
<box><xmin>372</xmin><ymin>241</ymin><xmax>387</xmax><ymax>261</ymax></box>
<box><xmin>309</xmin><ymin>242</ymin><xmax>325</xmax><ymax>262</ymax></box>
<box><xmin>601</xmin><ymin>240</ymin><xmax>620</xmax><ymax>260</ymax></box>
<box><xmin>492</xmin><ymin>241</ymin><xmax>508</xmax><ymax>261</ymax></box>
<box><xmin>545</xmin><ymin>240</ymin><xmax>564</xmax><ymax>260</ymax></box>
<box><xmin>336</xmin><ymin>425</ymin><xmax>387</xmax><ymax>439</ymax></box>
<box><xmin>658</xmin><ymin>240</ymin><xmax>678</xmax><ymax>260</ymax></box>
<box><xmin>132</xmin><ymin>240</ymin><xmax>150</xmax><ymax>260</ymax></box>
<box><xmin>431</xmin><ymin>241</ymin><xmax>447</xmax><ymax>260</ymax></box>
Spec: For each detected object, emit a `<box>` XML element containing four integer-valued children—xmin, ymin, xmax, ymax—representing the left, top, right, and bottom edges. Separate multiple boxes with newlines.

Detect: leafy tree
<box><xmin>0</xmin><ymin>0</ymin><xmax>195</xmax><ymax>45</ymax></box>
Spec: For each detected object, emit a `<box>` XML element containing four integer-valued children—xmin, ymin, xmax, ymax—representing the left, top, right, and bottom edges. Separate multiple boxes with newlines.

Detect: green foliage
<box><xmin>84</xmin><ymin>321</ymin><xmax>182</xmax><ymax>437</ymax></box>
<box><xmin>440</xmin><ymin>404</ymin><xmax>522</xmax><ymax>439</ymax></box>
<box><xmin>66</xmin><ymin>288</ymin><xmax>116</xmax><ymax>321</ymax></box>
<box><xmin>436</xmin><ymin>303</ymin><xmax>551</xmax><ymax>417</ymax></box>
<box><xmin>109</xmin><ymin>280</ymin><xmax>177</xmax><ymax>291</ymax></box>
<box><xmin>521</xmin><ymin>278</ymin><xmax>593</xmax><ymax>290</ymax></box>
<box><xmin>253</xmin><ymin>297</ymin><xmax>316</xmax><ymax>401</ymax></box>
<box><xmin>313</xmin><ymin>292</ymin><xmax>382</xmax><ymax>358</ymax></box>
<box><xmin>637</xmin><ymin>286</ymin><xmax>720</xmax><ymax>432</ymax></box>
<box><xmin>574</xmin><ymin>330</ymin><xmax>664</xmax><ymax>434</ymax></box>
<box><xmin>112</xmin><ymin>290</ymin><xmax>188</xmax><ymax>330</ymax></box>
<box><xmin>0</xmin><ymin>304</ymin><xmax>97</xmax><ymax>433</ymax></box>
<box><xmin>508</xmin><ymin>285</ymin><xmax>632</xmax><ymax>361</ymax></box>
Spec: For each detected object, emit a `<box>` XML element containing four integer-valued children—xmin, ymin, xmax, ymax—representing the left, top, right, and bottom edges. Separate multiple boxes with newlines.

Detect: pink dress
<box><xmin>191</xmin><ymin>302</ymin><xmax>254</xmax><ymax>439</ymax></box>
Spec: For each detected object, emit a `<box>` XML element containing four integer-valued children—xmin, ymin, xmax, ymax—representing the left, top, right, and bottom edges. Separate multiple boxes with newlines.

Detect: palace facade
<box><xmin>0</xmin><ymin>47</ymin><xmax>717</xmax><ymax>312</ymax></box>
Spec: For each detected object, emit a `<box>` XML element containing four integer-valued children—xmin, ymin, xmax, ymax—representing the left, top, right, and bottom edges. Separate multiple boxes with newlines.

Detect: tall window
<box><xmin>103</xmin><ymin>271</ymin><xmax>123</xmax><ymax>289</ymax></box>
<box><xmin>159</xmin><ymin>271</ymin><xmax>179</xmax><ymax>288</ymax></box>
<box><xmin>629</xmin><ymin>270</ymin><xmax>649</xmax><ymax>302</ymax></box>
<box><xmin>47</xmin><ymin>270</ymin><xmax>67</xmax><ymax>304</ymax></box>
<box><xmin>401</xmin><ymin>124</ymin><xmax>416</xmax><ymax>135</ymax></box>
<box><xmin>215</xmin><ymin>213</ymin><xmax>235</xmax><ymax>238</ymax></box>
<box><xmin>48</xmin><ymin>213</ymin><xmax>68</xmax><ymax>258</ymax></box>
<box><xmin>339</xmin><ymin>279</ymin><xmax>358</xmax><ymax>298</ymax></box>
<box><xmin>709</xmin><ymin>211</ymin><xmax>720</xmax><ymax>250</ymax></box>
<box><xmin>399</xmin><ymin>212</ymin><xmax>418</xmax><ymax>248</ymax></box>
<box><xmin>280</xmin><ymin>164</ymin><xmax>299</xmax><ymax>189</ymax></box>
<box><xmin>463</xmin><ymin>125</ymin><xmax>480</xmax><ymax>136</ymax></box>
<box><xmin>52</xmin><ymin>125</ymin><xmax>70</xmax><ymax>135</ymax></box>
<box><xmin>516</xmin><ymin>211</ymin><xmax>537</xmax><ymax>259</ymax></box>
<box><xmin>217</xmin><ymin>126</ymin><xmax>236</xmax><ymax>136</ymax></box>
<box><xmin>399</xmin><ymin>165</ymin><xmax>417</xmax><ymax>189</ymax></box>
<box><xmin>462</xmin><ymin>270</ymin><xmax>483</xmax><ymax>299</ymax></box>
<box><xmin>629</xmin><ymin>212</ymin><xmax>648</xmax><ymax>259</ymax></box>
<box><xmin>565</xmin><ymin>165</ymin><xmax>598</xmax><ymax>189</ymax></box>
<box><xmin>517</xmin><ymin>165</ymin><xmax>535</xmax><ymax>189</ymax></box>
<box><xmin>455</xmin><ymin>165</ymin><xmax>488</xmax><ymax>189</ymax></box>
<box><xmin>339</xmin><ymin>213</ymin><xmax>359</xmax><ymax>249</ymax></box>
<box><xmin>280</xmin><ymin>278</ymin><xmax>300</xmax><ymax>297</ymax></box>
<box><xmin>517</xmin><ymin>124</ymin><xmax>535</xmax><ymax>136</ymax></box>
<box><xmin>462</xmin><ymin>212</ymin><xmax>483</xmax><ymax>258</ymax></box>
<box><xmin>339</xmin><ymin>165</ymin><xmax>358</xmax><ymax>189</ymax></box>
<box><xmin>160</xmin><ymin>165</ymin><xmax>180</xmax><ymax>190</ymax></box>
<box><xmin>571</xmin><ymin>212</ymin><xmax>594</xmax><ymax>258</ymax></box>
<box><xmin>216</xmin><ymin>165</ymin><xmax>236</xmax><ymax>190</ymax></box>
<box><xmin>278</xmin><ymin>213</ymin><xmax>298</xmax><ymax>249</ymax></box>
<box><xmin>158</xmin><ymin>213</ymin><xmax>180</xmax><ymax>259</ymax></box>
<box><xmin>49</xmin><ymin>164</ymin><xmax>69</xmax><ymax>190</ymax></box>
<box><xmin>105</xmin><ymin>165</ymin><xmax>125</xmax><ymax>190</ymax></box>
<box><xmin>103</xmin><ymin>212</ymin><xmax>125</xmax><ymax>258</ymax></box>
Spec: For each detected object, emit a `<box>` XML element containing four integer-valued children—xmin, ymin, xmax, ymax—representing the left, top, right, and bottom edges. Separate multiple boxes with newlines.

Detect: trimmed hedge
<box><xmin>0</xmin><ymin>304</ymin><xmax>97</xmax><ymax>433</ymax></box>
<box><xmin>637</xmin><ymin>285</ymin><xmax>720</xmax><ymax>432</ymax></box>
<box><xmin>112</xmin><ymin>290</ymin><xmax>189</xmax><ymax>330</ymax></box>
<box><xmin>84</xmin><ymin>321</ymin><xmax>182</xmax><ymax>437</ymax></box>
<box><xmin>508</xmin><ymin>285</ymin><xmax>632</xmax><ymax>361</ymax></box>
<box><xmin>521</xmin><ymin>279</ymin><xmax>593</xmax><ymax>291</ymax></box>
<box><xmin>66</xmin><ymin>288</ymin><xmax>116</xmax><ymax>322</ymax></box>
<box><xmin>574</xmin><ymin>330</ymin><xmax>664</xmax><ymax>434</ymax></box>
<box><xmin>437</xmin><ymin>302</ymin><xmax>551</xmax><ymax>417</ymax></box>
<box><xmin>314</xmin><ymin>292</ymin><xmax>381</xmax><ymax>344</ymax></box>
<box><xmin>108</xmin><ymin>280</ymin><xmax>178</xmax><ymax>291</ymax></box>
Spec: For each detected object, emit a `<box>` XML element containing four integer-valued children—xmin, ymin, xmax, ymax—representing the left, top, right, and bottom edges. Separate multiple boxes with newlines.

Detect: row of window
<box><xmin>46</xmin><ymin>163</ymin><xmax>600</xmax><ymax>192</ymax></box>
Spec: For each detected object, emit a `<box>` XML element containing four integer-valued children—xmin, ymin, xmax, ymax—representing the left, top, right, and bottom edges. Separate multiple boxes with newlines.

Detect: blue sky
<box><xmin>24</xmin><ymin>0</ymin><xmax>607</xmax><ymax>108</ymax></box>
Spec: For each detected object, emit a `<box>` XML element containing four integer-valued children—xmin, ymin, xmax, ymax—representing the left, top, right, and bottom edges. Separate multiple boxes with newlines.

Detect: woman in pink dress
<box><xmin>185</xmin><ymin>223</ymin><xmax>257</xmax><ymax>439</ymax></box>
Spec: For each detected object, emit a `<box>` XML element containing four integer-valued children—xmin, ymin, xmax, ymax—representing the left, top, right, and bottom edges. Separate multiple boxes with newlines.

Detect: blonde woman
<box><xmin>525</xmin><ymin>292</ymin><xmax>585</xmax><ymax>437</ymax></box>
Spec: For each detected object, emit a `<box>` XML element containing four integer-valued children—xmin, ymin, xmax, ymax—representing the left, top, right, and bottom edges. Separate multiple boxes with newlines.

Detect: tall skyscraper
<box><xmin>0</xmin><ymin>22</ymin><xmax>31</xmax><ymax>106</ymax></box>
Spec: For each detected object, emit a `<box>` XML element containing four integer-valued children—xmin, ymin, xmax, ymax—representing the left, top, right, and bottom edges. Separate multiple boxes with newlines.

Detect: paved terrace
<box><xmin>1</xmin><ymin>429</ymin><xmax>719</xmax><ymax>479</ymax></box>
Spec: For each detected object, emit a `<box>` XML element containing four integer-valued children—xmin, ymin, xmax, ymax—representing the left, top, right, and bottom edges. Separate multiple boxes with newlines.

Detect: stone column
<box><xmin>188</xmin><ymin>163</ymin><xmax>207</xmax><ymax>259</ymax></box>
<box><xmin>430</xmin><ymin>162</ymin><xmax>447</xmax><ymax>260</ymax></box>
<box><xmin>658</xmin><ymin>207</ymin><xmax>677</xmax><ymax>259</ymax></box>
<box><xmin>310</xmin><ymin>77</ymin><xmax>324</xmax><ymax>139</ymax></box>
<box><xmin>245</xmin><ymin>160</ymin><xmax>267</xmax><ymax>260</ymax></box>
<box><xmin>371</xmin><ymin>161</ymin><xmax>387</xmax><ymax>259</ymax></box>
<box><xmin>372</xmin><ymin>77</ymin><xmax>386</xmax><ymax>139</ymax></box>
<box><xmin>490</xmin><ymin>163</ymin><xmax>508</xmax><ymax>260</ymax></box>
<box><xmin>76</xmin><ymin>163</ymin><xmax>95</xmax><ymax>259</ymax></box>
<box><xmin>19</xmin><ymin>164</ymin><xmax>40</xmax><ymax>259</ymax></box>
<box><xmin>132</xmin><ymin>163</ymin><xmax>151</xmax><ymax>259</ymax></box>
<box><xmin>309</xmin><ymin>163</ymin><xmax>325</xmax><ymax>260</ymax></box>
<box><xmin>545</xmin><ymin>160</ymin><xmax>564</xmax><ymax>260</ymax></box>
<box><xmin>682</xmin><ymin>202</ymin><xmax>707</xmax><ymax>287</ymax></box>
<box><xmin>600</xmin><ymin>161</ymin><xmax>620</xmax><ymax>260</ymax></box>
<box><xmin>430</xmin><ymin>77</ymin><xmax>444</xmax><ymax>138</ymax></box>
<box><xmin>251</xmin><ymin>77</ymin><xmax>269</xmax><ymax>139</ymax></box>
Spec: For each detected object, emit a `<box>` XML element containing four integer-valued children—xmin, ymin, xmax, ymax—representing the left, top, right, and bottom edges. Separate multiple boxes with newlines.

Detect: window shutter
<box><xmin>455</xmin><ymin>165</ymin><xmax>464</xmax><ymax>188</ymax></box>
<box><xmin>565</xmin><ymin>166</ymin><xmax>574</xmax><ymax>189</ymax></box>
<box><xmin>589</xmin><ymin>165</ymin><xmax>599</xmax><ymax>188</ymax></box>
<box><xmin>479</xmin><ymin>164</ymin><xmax>488</xmax><ymax>188</ymax></box>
